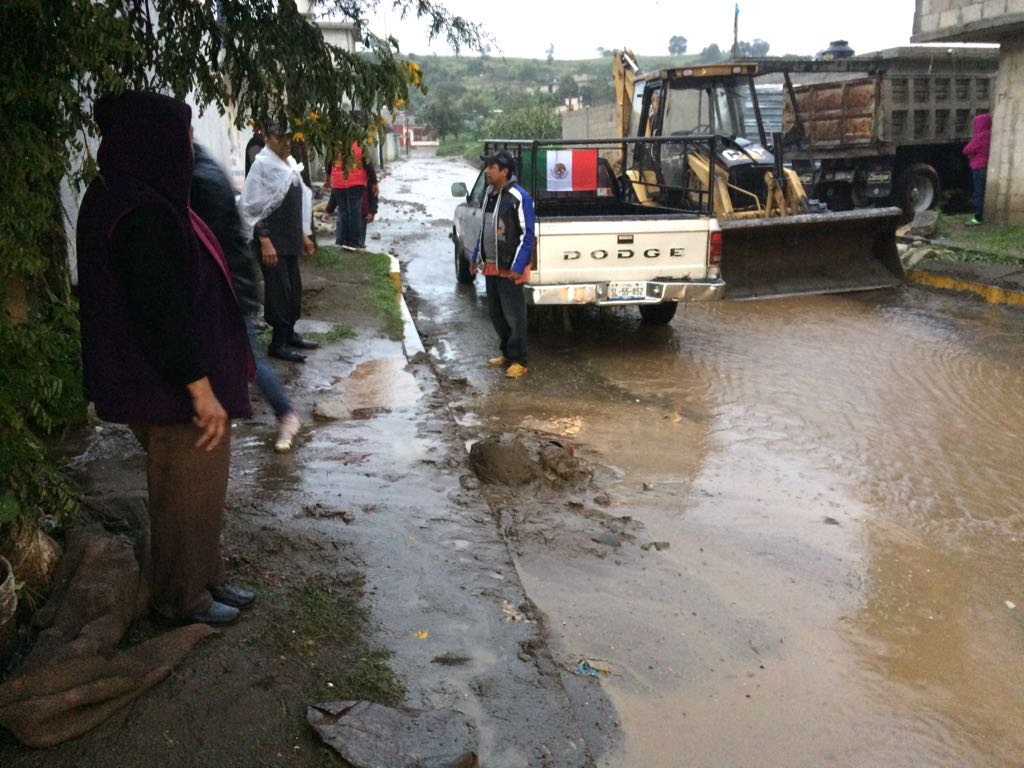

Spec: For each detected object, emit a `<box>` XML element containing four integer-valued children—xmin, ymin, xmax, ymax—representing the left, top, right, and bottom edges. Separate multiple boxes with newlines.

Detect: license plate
<box><xmin>607</xmin><ymin>281</ymin><xmax>646</xmax><ymax>300</ymax></box>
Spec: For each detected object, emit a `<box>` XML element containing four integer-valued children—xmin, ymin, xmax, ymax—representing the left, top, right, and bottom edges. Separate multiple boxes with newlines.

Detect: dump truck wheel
<box><xmin>896</xmin><ymin>164</ymin><xmax>940</xmax><ymax>218</ymax></box>
<box><xmin>454</xmin><ymin>238</ymin><xmax>474</xmax><ymax>284</ymax></box>
<box><xmin>638</xmin><ymin>302</ymin><xmax>678</xmax><ymax>325</ymax></box>
<box><xmin>823</xmin><ymin>184</ymin><xmax>853</xmax><ymax>212</ymax></box>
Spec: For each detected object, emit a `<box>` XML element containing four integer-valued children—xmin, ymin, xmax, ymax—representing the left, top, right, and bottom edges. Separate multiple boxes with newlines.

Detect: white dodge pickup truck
<box><xmin>450</xmin><ymin>139</ymin><xmax>725</xmax><ymax>325</ymax></box>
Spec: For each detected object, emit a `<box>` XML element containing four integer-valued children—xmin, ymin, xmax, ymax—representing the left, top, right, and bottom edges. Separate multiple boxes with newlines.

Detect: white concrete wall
<box><xmin>987</xmin><ymin>38</ymin><xmax>1024</xmax><ymax>225</ymax></box>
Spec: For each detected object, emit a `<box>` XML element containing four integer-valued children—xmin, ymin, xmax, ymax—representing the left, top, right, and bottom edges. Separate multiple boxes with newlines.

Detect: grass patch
<box><xmin>288</xmin><ymin>580</ymin><xmax>368</xmax><ymax>653</ymax></box>
<box><xmin>305</xmin><ymin>324</ymin><xmax>355</xmax><ymax>344</ymax></box>
<box><xmin>289</xmin><ymin>580</ymin><xmax>405</xmax><ymax>705</ymax></box>
<box><xmin>932</xmin><ymin>213</ymin><xmax>1024</xmax><ymax>266</ymax></box>
<box><xmin>314</xmin><ymin>246</ymin><xmax>404</xmax><ymax>340</ymax></box>
<box><xmin>242</xmin><ymin>578</ymin><xmax>406</xmax><ymax>707</ymax></box>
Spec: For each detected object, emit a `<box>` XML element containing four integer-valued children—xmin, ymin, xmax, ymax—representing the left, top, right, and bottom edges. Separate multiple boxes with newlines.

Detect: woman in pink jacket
<box><xmin>962</xmin><ymin>113</ymin><xmax>992</xmax><ymax>226</ymax></box>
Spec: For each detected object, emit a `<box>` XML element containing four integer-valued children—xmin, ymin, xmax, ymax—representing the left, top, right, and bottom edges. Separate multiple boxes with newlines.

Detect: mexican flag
<box><xmin>523</xmin><ymin>149</ymin><xmax>598</xmax><ymax>192</ymax></box>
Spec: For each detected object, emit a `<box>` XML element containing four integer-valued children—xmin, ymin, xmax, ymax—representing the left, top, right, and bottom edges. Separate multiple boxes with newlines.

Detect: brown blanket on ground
<box><xmin>0</xmin><ymin>525</ymin><xmax>215</xmax><ymax>748</ymax></box>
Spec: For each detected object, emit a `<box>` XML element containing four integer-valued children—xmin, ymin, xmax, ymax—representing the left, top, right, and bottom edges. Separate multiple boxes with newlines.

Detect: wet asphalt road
<box><xmin>375</xmin><ymin>149</ymin><xmax>1024</xmax><ymax>768</ymax></box>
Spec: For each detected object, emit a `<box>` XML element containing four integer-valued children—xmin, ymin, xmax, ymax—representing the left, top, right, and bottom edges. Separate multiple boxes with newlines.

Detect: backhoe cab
<box><xmin>612</xmin><ymin>52</ymin><xmax>904</xmax><ymax>300</ymax></box>
<box><xmin>627</xmin><ymin>63</ymin><xmax>810</xmax><ymax>218</ymax></box>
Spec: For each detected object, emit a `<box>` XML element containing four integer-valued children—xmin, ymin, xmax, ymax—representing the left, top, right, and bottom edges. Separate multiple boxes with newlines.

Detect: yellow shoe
<box><xmin>505</xmin><ymin>363</ymin><xmax>528</xmax><ymax>379</ymax></box>
<box><xmin>488</xmin><ymin>355</ymin><xmax>508</xmax><ymax>367</ymax></box>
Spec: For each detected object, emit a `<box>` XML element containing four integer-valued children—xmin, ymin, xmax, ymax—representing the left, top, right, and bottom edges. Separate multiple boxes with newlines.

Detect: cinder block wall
<box><xmin>915</xmin><ymin>0</ymin><xmax>1024</xmax><ymax>37</ymax></box>
<box><xmin>561</xmin><ymin>105</ymin><xmax>619</xmax><ymax>140</ymax></box>
<box><xmin>915</xmin><ymin>0</ymin><xmax>1024</xmax><ymax>224</ymax></box>
<box><xmin>988</xmin><ymin>38</ymin><xmax>1024</xmax><ymax>225</ymax></box>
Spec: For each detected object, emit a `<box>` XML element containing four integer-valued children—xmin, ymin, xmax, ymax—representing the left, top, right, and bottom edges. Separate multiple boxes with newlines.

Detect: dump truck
<box><xmin>771</xmin><ymin>46</ymin><xmax>999</xmax><ymax>218</ymax></box>
<box><xmin>611</xmin><ymin>51</ymin><xmax>904</xmax><ymax>299</ymax></box>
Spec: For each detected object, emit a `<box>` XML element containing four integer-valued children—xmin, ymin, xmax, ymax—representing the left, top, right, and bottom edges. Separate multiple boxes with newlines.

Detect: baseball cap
<box><xmin>480</xmin><ymin>150</ymin><xmax>517</xmax><ymax>171</ymax></box>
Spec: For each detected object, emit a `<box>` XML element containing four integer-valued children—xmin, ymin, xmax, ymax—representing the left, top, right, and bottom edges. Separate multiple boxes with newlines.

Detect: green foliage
<box><xmin>436</xmin><ymin>136</ymin><xmax>481</xmax><ymax>158</ymax></box>
<box><xmin>736</xmin><ymin>39</ymin><xmax>771</xmax><ymax>57</ymax></box>
<box><xmin>0</xmin><ymin>0</ymin><xmax>480</xmax><ymax>528</ymax></box>
<box><xmin>668</xmin><ymin>35</ymin><xmax>688</xmax><ymax>55</ymax></box>
<box><xmin>420</xmin><ymin>97</ymin><xmax>464</xmax><ymax>140</ymax></box>
<box><xmin>485</xmin><ymin>106</ymin><xmax>562</xmax><ymax>141</ymax></box>
<box><xmin>699</xmin><ymin>43</ymin><xmax>725</xmax><ymax>62</ymax></box>
<box><xmin>0</xmin><ymin>295</ymin><xmax>86</xmax><ymax>524</ymax></box>
<box><xmin>557</xmin><ymin>75</ymin><xmax>579</xmax><ymax>103</ymax></box>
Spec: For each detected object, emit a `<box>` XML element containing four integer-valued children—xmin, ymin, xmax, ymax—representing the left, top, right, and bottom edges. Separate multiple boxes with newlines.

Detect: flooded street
<box><xmin>378</xmin><ymin>151</ymin><xmax>1024</xmax><ymax>766</ymax></box>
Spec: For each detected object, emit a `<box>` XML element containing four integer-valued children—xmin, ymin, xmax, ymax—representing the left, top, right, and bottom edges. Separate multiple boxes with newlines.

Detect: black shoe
<box><xmin>210</xmin><ymin>583</ymin><xmax>256</xmax><ymax>609</ymax></box>
<box><xmin>288</xmin><ymin>334</ymin><xmax>319</xmax><ymax>350</ymax></box>
<box><xmin>268</xmin><ymin>345</ymin><xmax>306</xmax><ymax>363</ymax></box>
<box><xmin>190</xmin><ymin>600</ymin><xmax>240</xmax><ymax>625</ymax></box>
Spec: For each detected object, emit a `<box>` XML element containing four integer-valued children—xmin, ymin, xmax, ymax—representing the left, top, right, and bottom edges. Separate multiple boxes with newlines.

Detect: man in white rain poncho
<box><xmin>238</xmin><ymin>119</ymin><xmax>317</xmax><ymax>363</ymax></box>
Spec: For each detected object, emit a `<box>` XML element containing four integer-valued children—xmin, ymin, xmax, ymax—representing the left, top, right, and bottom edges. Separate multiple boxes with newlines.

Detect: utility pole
<box><xmin>732</xmin><ymin>3</ymin><xmax>739</xmax><ymax>58</ymax></box>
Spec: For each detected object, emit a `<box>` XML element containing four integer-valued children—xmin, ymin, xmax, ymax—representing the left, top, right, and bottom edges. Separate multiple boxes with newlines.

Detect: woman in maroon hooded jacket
<box><xmin>77</xmin><ymin>91</ymin><xmax>254</xmax><ymax>625</ymax></box>
<box><xmin>962</xmin><ymin>112</ymin><xmax>992</xmax><ymax>226</ymax></box>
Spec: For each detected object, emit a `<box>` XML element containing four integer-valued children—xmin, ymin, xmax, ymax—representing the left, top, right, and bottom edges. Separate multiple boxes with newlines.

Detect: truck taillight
<box><xmin>709</xmin><ymin>230</ymin><xmax>722</xmax><ymax>266</ymax></box>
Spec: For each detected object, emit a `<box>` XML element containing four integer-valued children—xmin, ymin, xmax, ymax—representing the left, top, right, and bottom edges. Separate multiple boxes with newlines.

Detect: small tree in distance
<box><xmin>669</xmin><ymin>35</ymin><xmax>688</xmax><ymax>55</ymax></box>
<box><xmin>699</xmin><ymin>43</ymin><xmax>724</xmax><ymax>62</ymax></box>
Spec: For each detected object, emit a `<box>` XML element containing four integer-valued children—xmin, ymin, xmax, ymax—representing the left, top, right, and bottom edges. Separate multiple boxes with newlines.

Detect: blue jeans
<box><xmin>971</xmin><ymin>167</ymin><xmax>987</xmax><ymax>222</ymax></box>
<box><xmin>333</xmin><ymin>186</ymin><xmax>366</xmax><ymax>248</ymax></box>
<box><xmin>485</xmin><ymin>275</ymin><xmax>528</xmax><ymax>366</ymax></box>
<box><xmin>246</xmin><ymin>316</ymin><xmax>293</xmax><ymax>419</ymax></box>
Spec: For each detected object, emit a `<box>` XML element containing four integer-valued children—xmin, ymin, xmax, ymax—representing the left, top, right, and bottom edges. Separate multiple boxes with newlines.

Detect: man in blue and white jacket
<box><xmin>470</xmin><ymin>150</ymin><xmax>536</xmax><ymax>379</ymax></box>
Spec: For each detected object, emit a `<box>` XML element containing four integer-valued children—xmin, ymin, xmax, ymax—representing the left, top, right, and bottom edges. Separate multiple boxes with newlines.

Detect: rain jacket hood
<box><xmin>95</xmin><ymin>91</ymin><xmax>194</xmax><ymax>210</ymax></box>
<box><xmin>963</xmin><ymin>113</ymin><xmax>992</xmax><ymax>170</ymax></box>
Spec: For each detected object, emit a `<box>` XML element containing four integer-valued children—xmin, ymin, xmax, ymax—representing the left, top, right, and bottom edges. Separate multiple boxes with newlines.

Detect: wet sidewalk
<box><xmin>264</xmin><ymin>258</ymin><xmax>598</xmax><ymax>765</ymax></box>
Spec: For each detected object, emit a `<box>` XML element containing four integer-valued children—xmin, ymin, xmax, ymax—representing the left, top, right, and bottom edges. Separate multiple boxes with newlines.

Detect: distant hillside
<box><xmin>404</xmin><ymin>52</ymin><xmax>701</xmax><ymax>107</ymax></box>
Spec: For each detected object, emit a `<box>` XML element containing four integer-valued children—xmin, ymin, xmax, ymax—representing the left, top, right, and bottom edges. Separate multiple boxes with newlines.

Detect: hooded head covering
<box><xmin>963</xmin><ymin>112</ymin><xmax>992</xmax><ymax>170</ymax></box>
<box><xmin>95</xmin><ymin>91</ymin><xmax>193</xmax><ymax>209</ymax></box>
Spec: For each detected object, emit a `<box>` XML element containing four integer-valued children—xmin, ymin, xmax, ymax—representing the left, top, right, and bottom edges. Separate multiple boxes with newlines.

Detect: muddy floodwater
<box><xmin>382</xmin><ymin>153</ymin><xmax>1024</xmax><ymax>767</ymax></box>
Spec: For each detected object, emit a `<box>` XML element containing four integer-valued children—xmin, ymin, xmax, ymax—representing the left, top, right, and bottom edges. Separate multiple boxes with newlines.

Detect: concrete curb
<box><xmin>390</xmin><ymin>254</ymin><xmax>425</xmax><ymax>357</ymax></box>
<box><xmin>906</xmin><ymin>268</ymin><xmax>1024</xmax><ymax>307</ymax></box>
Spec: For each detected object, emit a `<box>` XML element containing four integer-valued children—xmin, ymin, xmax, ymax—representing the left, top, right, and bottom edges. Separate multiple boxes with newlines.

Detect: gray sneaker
<box><xmin>274</xmin><ymin>412</ymin><xmax>301</xmax><ymax>452</ymax></box>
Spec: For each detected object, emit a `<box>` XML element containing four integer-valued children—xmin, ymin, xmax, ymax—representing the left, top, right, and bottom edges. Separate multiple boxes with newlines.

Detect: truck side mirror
<box><xmin>451</xmin><ymin>182</ymin><xmax>468</xmax><ymax>198</ymax></box>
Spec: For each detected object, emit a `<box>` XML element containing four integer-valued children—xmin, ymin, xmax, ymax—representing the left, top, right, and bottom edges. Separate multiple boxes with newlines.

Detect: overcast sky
<box><xmin>369</xmin><ymin>0</ymin><xmax>919</xmax><ymax>60</ymax></box>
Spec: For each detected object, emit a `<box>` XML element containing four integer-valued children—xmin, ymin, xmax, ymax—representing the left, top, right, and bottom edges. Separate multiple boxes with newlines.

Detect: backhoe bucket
<box><xmin>719</xmin><ymin>207</ymin><xmax>905</xmax><ymax>300</ymax></box>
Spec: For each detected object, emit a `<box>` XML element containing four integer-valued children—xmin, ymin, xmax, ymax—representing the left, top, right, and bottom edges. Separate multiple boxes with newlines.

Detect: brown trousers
<box><xmin>132</xmin><ymin>422</ymin><xmax>230</xmax><ymax>619</ymax></box>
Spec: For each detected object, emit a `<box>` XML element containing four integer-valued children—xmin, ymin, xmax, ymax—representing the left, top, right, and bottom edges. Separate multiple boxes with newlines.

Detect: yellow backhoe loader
<box><xmin>611</xmin><ymin>50</ymin><xmax>904</xmax><ymax>299</ymax></box>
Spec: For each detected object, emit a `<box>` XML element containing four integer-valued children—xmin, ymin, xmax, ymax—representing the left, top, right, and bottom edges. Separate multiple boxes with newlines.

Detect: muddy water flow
<box><xmin>479</xmin><ymin>292</ymin><xmax>1023</xmax><ymax>767</ymax></box>
<box><xmin>383</xmin><ymin>152</ymin><xmax>1024</xmax><ymax>766</ymax></box>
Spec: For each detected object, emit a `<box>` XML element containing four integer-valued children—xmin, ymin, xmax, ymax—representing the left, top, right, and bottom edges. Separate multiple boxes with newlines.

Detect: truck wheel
<box><xmin>850</xmin><ymin>184</ymin><xmax>874</xmax><ymax>209</ymax></box>
<box><xmin>823</xmin><ymin>184</ymin><xmax>853</xmax><ymax>212</ymax></box>
<box><xmin>454</xmin><ymin>238</ymin><xmax>474</xmax><ymax>285</ymax></box>
<box><xmin>638</xmin><ymin>302</ymin><xmax>678</xmax><ymax>325</ymax></box>
<box><xmin>896</xmin><ymin>164</ymin><xmax>940</xmax><ymax>218</ymax></box>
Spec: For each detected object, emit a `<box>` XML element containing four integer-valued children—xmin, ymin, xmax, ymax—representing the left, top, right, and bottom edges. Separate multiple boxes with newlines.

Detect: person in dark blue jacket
<box><xmin>470</xmin><ymin>150</ymin><xmax>535</xmax><ymax>379</ymax></box>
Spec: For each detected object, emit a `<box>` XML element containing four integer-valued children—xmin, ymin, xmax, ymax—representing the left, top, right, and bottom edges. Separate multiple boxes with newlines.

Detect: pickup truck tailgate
<box><xmin>533</xmin><ymin>215</ymin><xmax>714</xmax><ymax>285</ymax></box>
